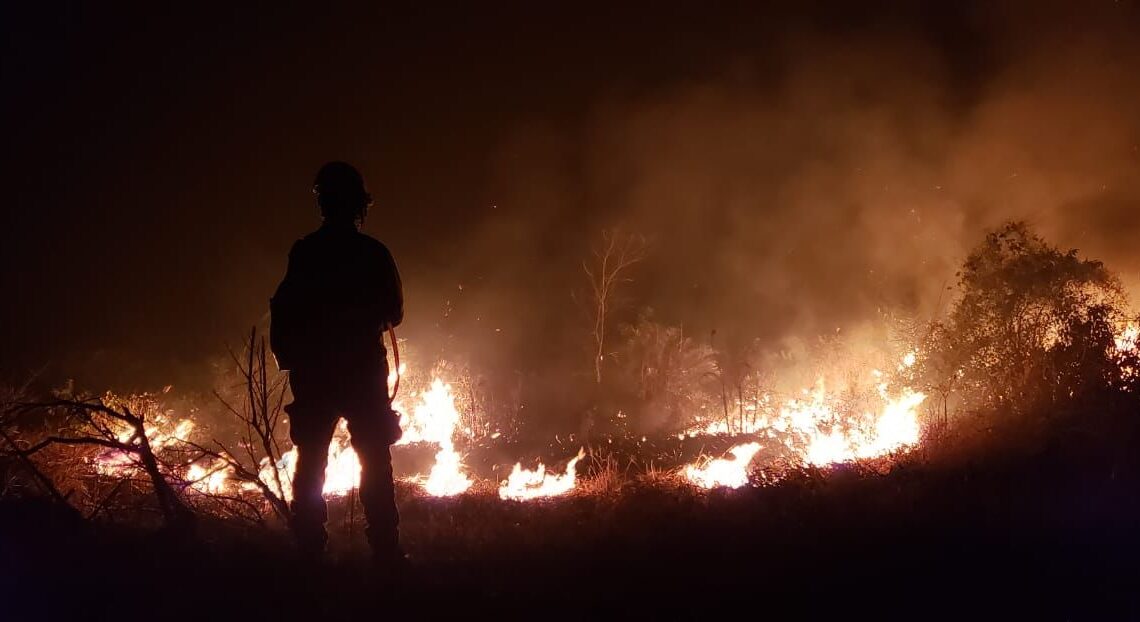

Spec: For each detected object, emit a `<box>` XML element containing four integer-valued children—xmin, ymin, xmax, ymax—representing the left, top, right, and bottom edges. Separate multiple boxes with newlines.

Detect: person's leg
<box><xmin>343</xmin><ymin>371</ymin><xmax>402</xmax><ymax>562</ymax></box>
<box><xmin>285</xmin><ymin>372</ymin><xmax>339</xmax><ymax>558</ymax></box>
<box><xmin>352</xmin><ymin>430</ymin><xmax>400</xmax><ymax>559</ymax></box>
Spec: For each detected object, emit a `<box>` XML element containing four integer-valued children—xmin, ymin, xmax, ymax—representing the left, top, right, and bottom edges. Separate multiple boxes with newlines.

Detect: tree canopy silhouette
<box><xmin>917</xmin><ymin>222</ymin><xmax>1133</xmax><ymax>417</ymax></box>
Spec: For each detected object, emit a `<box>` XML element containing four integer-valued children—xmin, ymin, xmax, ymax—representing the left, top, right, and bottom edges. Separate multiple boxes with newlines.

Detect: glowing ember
<box><xmin>498</xmin><ymin>448</ymin><xmax>585</xmax><ymax>500</ymax></box>
<box><xmin>684</xmin><ymin>443</ymin><xmax>762</xmax><ymax>489</ymax></box>
<box><xmin>94</xmin><ymin>409</ymin><xmax>198</xmax><ymax>478</ymax></box>
<box><xmin>900</xmin><ymin>350</ymin><xmax>917</xmax><ymax>369</ymax></box>
<box><xmin>1113</xmin><ymin>322</ymin><xmax>1140</xmax><ymax>383</ymax></box>
<box><xmin>684</xmin><ymin>395</ymin><xmax>775</xmax><ymax>437</ymax></box>
<box><xmin>1115</xmin><ymin>322</ymin><xmax>1139</xmax><ymax>353</ymax></box>
<box><xmin>186</xmin><ymin>459</ymin><xmax>231</xmax><ymax>494</ymax></box>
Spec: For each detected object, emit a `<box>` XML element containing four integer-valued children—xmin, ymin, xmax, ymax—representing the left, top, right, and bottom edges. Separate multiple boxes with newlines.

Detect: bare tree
<box><xmin>198</xmin><ymin>327</ymin><xmax>292</xmax><ymax>521</ymax></box>
<box><xmin>582</xmin><ymin>229</ymin><xmax>648</xmax><ymax>384</ymax></box>
<box><xmin>0</xmin><ymin>327</ymin><xmax>299</xmax><ymax>529</ymax></box>
<box><xmin>709</xmin><ymin>332</ymin><xmax>765</xmax><ymax>435</ymax></box>
<box><xmin>2</xmin><ymin>393</ymin><xmax>196</xmax><ymax>533</ymax></box>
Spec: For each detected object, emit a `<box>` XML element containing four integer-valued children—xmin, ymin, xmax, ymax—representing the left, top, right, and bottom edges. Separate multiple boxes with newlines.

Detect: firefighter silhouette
<box><xmin>270</xmin><ymin>161</ymin><xmax>405</xmax><ymax>566</ymax></box>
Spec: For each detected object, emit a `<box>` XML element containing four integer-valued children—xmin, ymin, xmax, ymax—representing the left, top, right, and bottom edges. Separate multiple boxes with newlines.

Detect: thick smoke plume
<box><xmin>448</xmin><ymin>7</ymin><xmax>1140</xmax><ymax>392</ymax></box>
<box><xmin>4</xmin><ymin>5</ymin><xmax>1138</xmax><ymax>401</ymax></box>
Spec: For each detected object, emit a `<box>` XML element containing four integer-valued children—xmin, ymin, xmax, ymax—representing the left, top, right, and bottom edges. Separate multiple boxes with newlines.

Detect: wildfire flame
<box><xmin>92</xmin><ymin>348</ymin><xmax>933</xmax><ymax>500</ymax></box>
<box><xmin>1113</xmin><ymin>322</ymin><xmax>1139</xmax><ymax>383</ymax></box>
<box><xmin>788</xmin><ymin>383</ymin><xmax>925</xmax><ymax>467</ymax></box>
<box><xmin>683</xmin><ymin>443</ymin><xmax>762</xmax><ymax>489</ymax></box>
<box><xmin>91</xmin><ymin>362</ymin><xmax>479</xmax><ymax>501</ymax></box>
<box><xmin>397</xmin><ymin>378</ymin><xmax>472</xmax><ymax>497</ymax></box>
<box><xmin>260</xmin><ymin>376</ymin><xmax>473</xmax><ymax>499</ymax></box>
<box><xmin>94</xmin><ymin>410</ymin><xmax>198</xmax><ymax>478</ymax></box>
<box><xmin>186</xmin><ymin>459</ymin><xmax>231</xmax><ymax>494</ymax></box>
<box><xmin>1115</xmin><ymin>322</ymin><xmax>1139</xmax><ymax>353</ymax></box>
<box><xmin>498</xmin><ymin>448</ymin><xmax>585</xmax><ymax>501</ymax></box>
<box><xmin>682</xmin><ymin>352</ymin><xmax>926</xmax><ymax>488</ymax></box>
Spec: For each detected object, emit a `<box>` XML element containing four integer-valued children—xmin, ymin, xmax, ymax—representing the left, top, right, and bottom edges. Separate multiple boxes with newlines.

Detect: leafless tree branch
<box><xmin>583</xmin><ymin>228</ymin><xmax>648</xmax><ymax>384</ymax></box>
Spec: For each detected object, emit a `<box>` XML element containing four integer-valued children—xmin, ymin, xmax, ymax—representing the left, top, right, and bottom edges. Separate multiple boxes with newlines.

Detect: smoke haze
<box><xmin>2</xmin><ymin>2</ymin><xmax>1138</xmax><ymax>393</ymax></box>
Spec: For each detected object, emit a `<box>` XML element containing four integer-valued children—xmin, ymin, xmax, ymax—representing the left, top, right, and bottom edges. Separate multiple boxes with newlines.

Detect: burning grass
<box><xmin>4</xmin><ymin>222</ymin><xmax>1140</xmax><ymax>615</ymax></box>
<box><xmin>0</xmin><ymin>331</ymin><xmax>937</xmax><ymax>531</ymax></box>
<box><xmin>2</xmin><ymin>317</ymin><xmax>1133</xmax><ymax>536</ymax></box>
<box><xmin>8</xmin><ymin>410</ymin><xmax>1140</xmax><ymax>619</ymax></box>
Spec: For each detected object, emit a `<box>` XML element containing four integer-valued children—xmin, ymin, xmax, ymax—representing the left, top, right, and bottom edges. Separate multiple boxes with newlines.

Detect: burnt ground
<box><xmin>3</xmin><ymin>421</ymin><xmax>1140</xmax><ymax>621</ymax></box>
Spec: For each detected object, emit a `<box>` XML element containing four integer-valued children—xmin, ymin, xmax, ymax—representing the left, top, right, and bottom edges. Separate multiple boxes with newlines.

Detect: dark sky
<box><xmin>3</xmin><ymin>2</ymin><xmax>1139</xmax><ymax>391</ymax></box>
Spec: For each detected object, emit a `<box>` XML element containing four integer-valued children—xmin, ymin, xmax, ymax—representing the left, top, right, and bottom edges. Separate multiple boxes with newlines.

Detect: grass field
<box><xmin>5</xmin><ymin>409</ymin><xmax>1139</xmax><ymax>620</ymax></box>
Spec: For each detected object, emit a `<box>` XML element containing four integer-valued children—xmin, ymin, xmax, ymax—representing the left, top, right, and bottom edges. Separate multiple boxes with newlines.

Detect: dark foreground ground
<box><xmin>4</xmin><ymin>423</ymin><xmax>1140</xmax><ymax>621</ymax></box>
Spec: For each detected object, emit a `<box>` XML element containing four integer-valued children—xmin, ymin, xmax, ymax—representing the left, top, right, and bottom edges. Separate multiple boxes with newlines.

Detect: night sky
<box><xmin>3</xmin><ymin>2</ymin><xmax>1139</xmax><ymax>391</ymax></box>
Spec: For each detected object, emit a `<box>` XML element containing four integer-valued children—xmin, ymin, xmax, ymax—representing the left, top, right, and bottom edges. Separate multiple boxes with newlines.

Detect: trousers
<box><xmin>285</xmin><ymin>363</ymin><xmax>401</xmax><ymax>557</ymax></box>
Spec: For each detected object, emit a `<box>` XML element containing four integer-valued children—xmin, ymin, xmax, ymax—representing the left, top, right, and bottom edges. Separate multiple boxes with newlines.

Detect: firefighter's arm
<box><xmin>376</xmin><ymin>243</ymin><xmax>404</xmax><ymax>330</ymax></box>
<box><xmin>269</xmin><ymin>242</ymin><xmax>303</xmax><ymax>371</ymax></box>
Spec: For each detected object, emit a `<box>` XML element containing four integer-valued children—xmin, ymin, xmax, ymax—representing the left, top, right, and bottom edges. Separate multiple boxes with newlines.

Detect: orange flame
<box><xmin>682</xmin><ymin>352</ymin><xmax>926</xmax><ymax>487</ymax></box>
<box><xmin>498</xmin><ymin>449</ymin><xmax>585</xmax><ymax>500</ymax></box>
<box><xmin>683</xmin><ymin>443</ymin><xmax>762</xmax><ymax>489</ymax></box>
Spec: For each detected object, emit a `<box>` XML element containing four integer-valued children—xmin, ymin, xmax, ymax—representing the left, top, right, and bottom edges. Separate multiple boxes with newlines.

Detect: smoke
<box><xmin>443</xmin><ymin>6</ymin><xmax>1140</xmax><ymax>388</ymax></box>
<box><xmin>7</xmin><ymin>4</ymin><xmax>1139</xmax><ymax>400</ymax></box>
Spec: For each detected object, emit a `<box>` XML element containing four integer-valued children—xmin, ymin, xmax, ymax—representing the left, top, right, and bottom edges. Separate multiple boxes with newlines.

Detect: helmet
<box><xmin>313</xmin><ymin>161</ymin><xmax>373</xmax><ymax>224</ymax></box>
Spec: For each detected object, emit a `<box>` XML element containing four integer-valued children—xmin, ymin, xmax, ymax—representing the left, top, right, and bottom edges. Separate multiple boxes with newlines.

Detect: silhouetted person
<box><xmin>270</xmin><ymin>161</ymin><xmax>405</xmax><ymax>567</ymax></box>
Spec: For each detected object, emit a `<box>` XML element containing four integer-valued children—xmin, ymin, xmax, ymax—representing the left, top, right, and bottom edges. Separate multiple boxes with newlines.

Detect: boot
<box><xmin>370</xmin><ymin>542</ymin><xmax>413</xmax><ymax>587</ymax></box>
<box><xmin>290</xmin><ymin>515</ymin><xmax>329</xmax><ymax>566</ymax></box>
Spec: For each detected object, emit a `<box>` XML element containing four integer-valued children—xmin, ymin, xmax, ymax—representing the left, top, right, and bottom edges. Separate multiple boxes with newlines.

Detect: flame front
<box><xmin>498</xmin><ymin>449</ymin><xmax>585</xmax><ymax>500</ymax></box>
<box><xmin>790</xmin><ymin>383</ymin><xmax>925</xmax><ymax>466</ymax></box>
<box><xmin>683</xmin><ymin>443</ymin><xmax>762</xmax><ymax>489</ymax></box>
<box><xmin>682</xmin><ymin>352</ymin><xmax>927</xmax><ymax>488</ymax></box>
<box><xmin>91</xmin><ymin>349</ymin><xmax>931</xmax><ymax>502</ymax></box>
